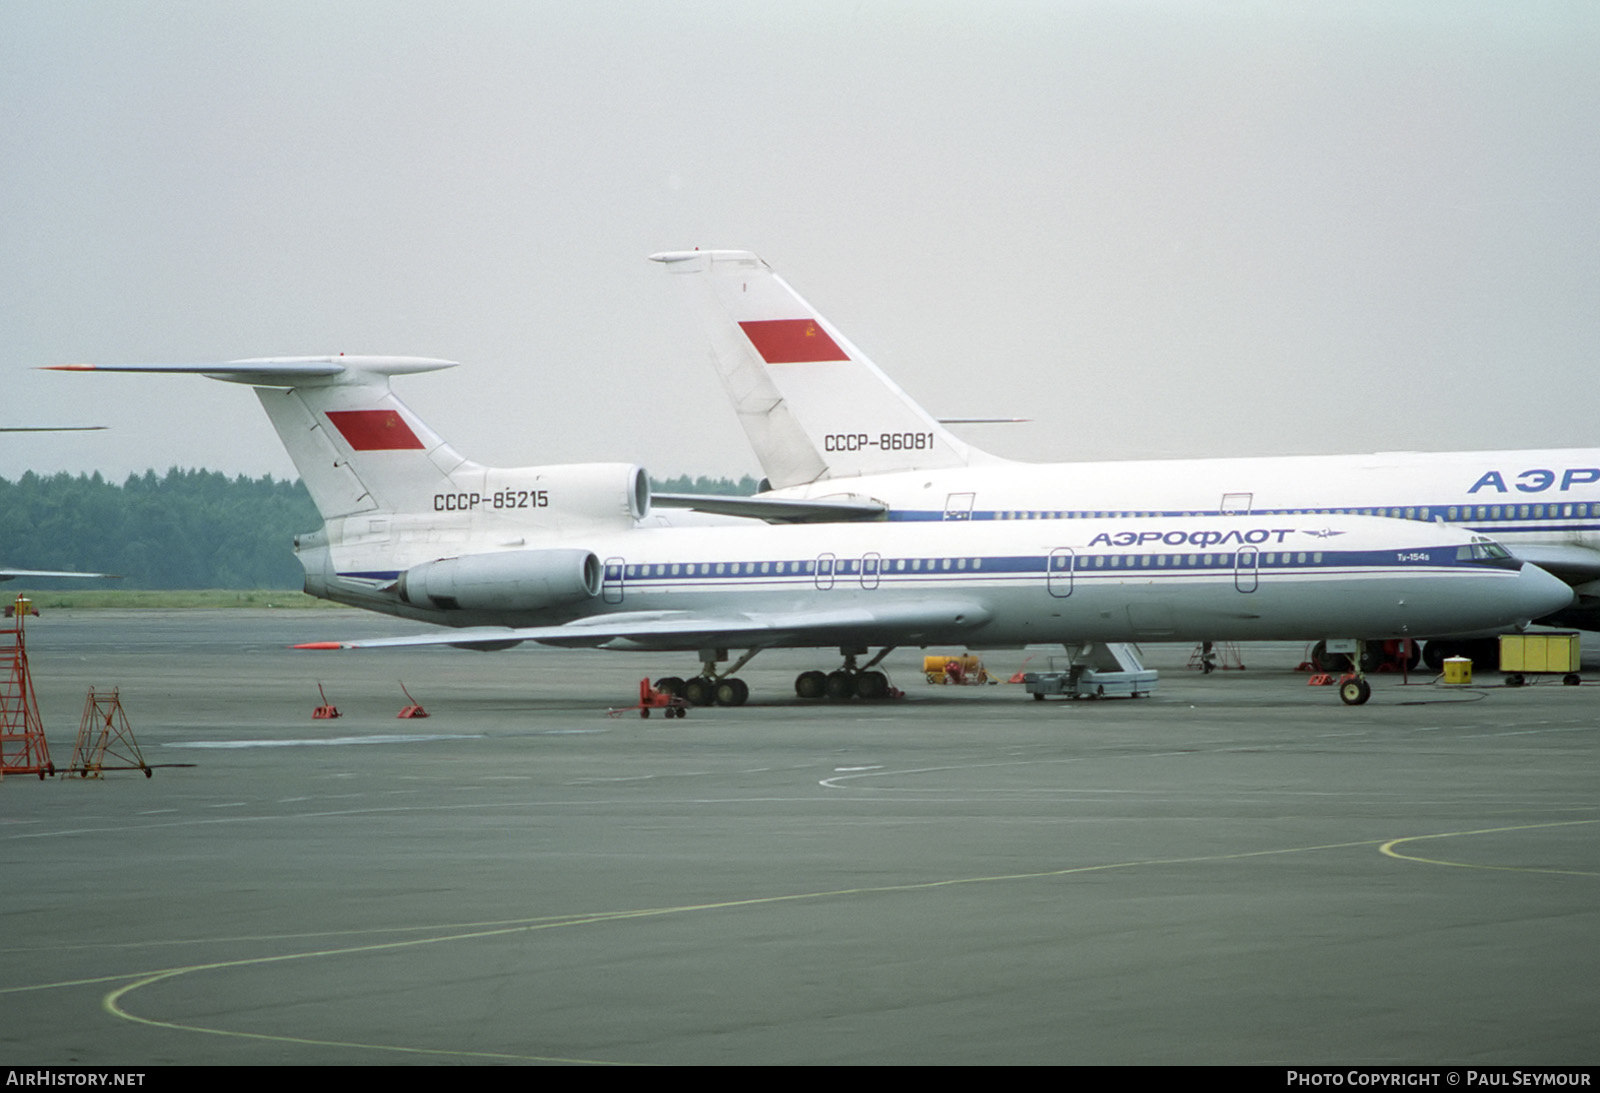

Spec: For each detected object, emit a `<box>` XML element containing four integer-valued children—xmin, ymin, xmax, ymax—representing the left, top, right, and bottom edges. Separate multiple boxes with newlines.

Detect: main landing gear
<box><xmin>653</xmin><ymin>647</ymin><xmax>760</xmax><ymax>708</ymax></box>
<box><xmin>653</xmin><ymin>674</ymin><xmax>751</xmax><ymax>708</ymax></box>
<box><xmin>794</xmin><ymin>647</ymin><xmax>897</xmax><ymax>701</ymax></box>
<box><xmin>1309</xmin><ymin>639</ymin><xmax>1420</xmax><ymax>674</ymax></box>
<box><xmin>654</xmin><ymin>646</ymin><xmax>902</xmax><ymax>705</ymax></box>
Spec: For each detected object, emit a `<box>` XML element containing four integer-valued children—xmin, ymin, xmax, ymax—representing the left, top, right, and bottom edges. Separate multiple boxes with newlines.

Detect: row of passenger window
<box><xmin>1444</xmin><ymin>503</ymin><xmax>1588</xmax><ymax>521</ymax></box>
<box><xmin>990</xmin><ymin>504</ymin><xmax>1592</xmax><ymax>521</ymax></box>
<box><xmin>618</xmin><ymin>552</ymin><xmax>1348</xmax><ymax>580</ymax></box>
<box><xmin>1076</xmin><ymin>552</ymin><xmax>1324</xmax><ymax>569</ymax></box>
<box><xmin>622</xmin><ymin>557</ymin><xmax>989</xmax><ymax>579</ymax></box>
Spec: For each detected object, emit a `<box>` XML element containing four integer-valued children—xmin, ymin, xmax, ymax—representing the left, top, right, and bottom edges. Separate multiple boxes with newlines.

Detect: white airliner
<box><xmin>52</xmin><ymin>357</ymin><xmax>1570</xmax><ymax>705</ymax></box>
<box><xmin>652</xmin><ymin>249</ymin><xmax>1600</xmax><ymax>665</ymax></box>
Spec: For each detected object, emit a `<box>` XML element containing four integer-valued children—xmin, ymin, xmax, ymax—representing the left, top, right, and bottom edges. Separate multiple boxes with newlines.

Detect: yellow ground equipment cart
<box><xmin>1498</xmin><ymin>632</ymin><xmax>1581</xmax><ymax>687</ymax></box>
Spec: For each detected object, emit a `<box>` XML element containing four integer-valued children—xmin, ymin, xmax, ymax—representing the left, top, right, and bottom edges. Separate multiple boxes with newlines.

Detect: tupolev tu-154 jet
<box><xmin>652</xmin><ymin>249</ymin><xmax>1600</xmax><ymax>668</ymax></box>
<box><xmin>52</xmin><ymin>356</ymin><xmax>1572</xmax><ymax>705</ymax></box>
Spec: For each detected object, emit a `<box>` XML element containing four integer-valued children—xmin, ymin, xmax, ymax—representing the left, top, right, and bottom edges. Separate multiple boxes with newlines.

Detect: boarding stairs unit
<box><xmin>0</xmin><ymin>597</ymin><xmax>53</xmax><ymax>778</ymax></box>
<box><xmin>1024</xmin><ymin>642</ymin><xmax>1159</xmax><ymax>700</ymax></box>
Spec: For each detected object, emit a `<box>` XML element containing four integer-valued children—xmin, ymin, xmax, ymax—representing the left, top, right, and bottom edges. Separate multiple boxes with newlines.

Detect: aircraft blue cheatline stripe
<box><xmin>339</xmin><ymin>548</ymin><xmax>1509</xmax><ymax>583</ymax></box>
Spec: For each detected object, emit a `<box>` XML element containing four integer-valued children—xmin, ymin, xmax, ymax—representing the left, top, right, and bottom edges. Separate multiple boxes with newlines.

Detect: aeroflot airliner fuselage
<box><xmin>768</xmin><ymin>449</ymin><xmax>1600</xmax><ymax>555</ymax></box>
<box><xmin>294</xmin><ymin>511</ymin><xmax>1565</xmax><ymax>651</ymax></box>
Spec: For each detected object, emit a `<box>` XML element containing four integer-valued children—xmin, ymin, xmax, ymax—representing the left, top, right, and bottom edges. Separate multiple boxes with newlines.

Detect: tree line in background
<box><xmin>1</xmin><ymin>469</ymin><xmax>760</xmax><ymax>590</ymax></box>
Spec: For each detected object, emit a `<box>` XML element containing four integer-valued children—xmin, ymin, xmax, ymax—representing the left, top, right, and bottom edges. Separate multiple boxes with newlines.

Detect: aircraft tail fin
<box><xmin>50</xmin><ymin>357</ymin><xmax>474</xmax><ymax>519</ymax></box>
<box><xmin>51</xmin><ymin>357</ymin><xmax>649</xmax><ymax>539</ymax></box>
<box><xmin>651</xmin><ymin>250</ymin><xmax>989</xmax><ymax>489</ymax></box>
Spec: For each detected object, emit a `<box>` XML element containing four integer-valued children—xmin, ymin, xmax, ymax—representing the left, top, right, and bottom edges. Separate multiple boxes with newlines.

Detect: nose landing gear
<box><xmin>1338</xmin><ymin>640</ymin><xmax>1372</xmax><ymax>705</ymax></box>
<box><xmin>1338</xmin><ymin>675</ymin><xmax>1372</xmax><ymax>706</ymax></box>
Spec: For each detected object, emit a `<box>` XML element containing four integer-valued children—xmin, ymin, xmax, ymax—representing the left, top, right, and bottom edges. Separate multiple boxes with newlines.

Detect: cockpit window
<box><xmin>1458</xmin><ymin>537</ymin><xmax>1519</xmax><ymax>568</ymax></box>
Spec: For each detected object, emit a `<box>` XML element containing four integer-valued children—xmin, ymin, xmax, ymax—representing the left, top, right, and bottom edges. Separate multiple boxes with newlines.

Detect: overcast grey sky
<box><xmin>5</xmin><ymin>1</ymin><xmax>1598</xmax><ymax>484</ymax></box>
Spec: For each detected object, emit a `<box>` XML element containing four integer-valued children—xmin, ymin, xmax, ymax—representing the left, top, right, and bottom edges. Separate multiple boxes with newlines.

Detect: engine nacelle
<box><xmin>460</xmin><ymin>463</ymin><xmax>650</xmax><ymax>533</ymax></box>
<box><xmin>398</xmin><ymin>548</ymin><xmax>602</xmax><ymax>612</ymax></box>
<box><xmin>533</xmin><ymin>462</ymin><xmax>648</xmax><ymax>523</ymax></box>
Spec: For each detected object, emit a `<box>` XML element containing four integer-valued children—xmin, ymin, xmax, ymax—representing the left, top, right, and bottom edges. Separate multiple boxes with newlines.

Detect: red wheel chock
<box><xmin>312</xmin><ymin>682</ymin><xmax>341</xmax><ymax>719</ymax></box>
<box><xmin>396</xmin><ymin>681</ymin><xmax>429</xmax><ymax>719</ymax></box>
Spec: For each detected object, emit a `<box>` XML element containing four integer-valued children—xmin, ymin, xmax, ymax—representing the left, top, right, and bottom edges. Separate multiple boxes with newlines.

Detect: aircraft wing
<box><xmin>651</xmin><ymin>492</ymin><xmax>887</xmax><ymax>524</ymax></box>
<box><xmin>1505</xmin><ymin>543</ymin><xmax>1600</xmax><ymax>582</ymax></box>
<box><xmin>297</xmin><ymin>600</ymin><xmax>991</xmax><ymax>652</ymax></box>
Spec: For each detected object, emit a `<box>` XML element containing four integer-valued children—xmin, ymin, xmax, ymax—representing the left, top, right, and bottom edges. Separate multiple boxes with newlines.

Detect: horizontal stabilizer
<box><xmin>45</xmin><ymin>356</ymin><xmax>457</xmax><ymax>387</ymax></box>
<box><xmin>937</xmin><ymin>418</ymin><xmax>1030</xmax><ymax>425</ymax></box>
<box><xmin>0</xmin><ymin>426</ymin><xmax>107</xmax><ymax>432</ymax></box>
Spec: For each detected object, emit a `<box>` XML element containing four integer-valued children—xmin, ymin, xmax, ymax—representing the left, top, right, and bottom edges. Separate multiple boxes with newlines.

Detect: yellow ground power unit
<box><xmin>1498</xmin><ymin>632</ymin><xmax>1580</xmax><ymax>674</ymax></box>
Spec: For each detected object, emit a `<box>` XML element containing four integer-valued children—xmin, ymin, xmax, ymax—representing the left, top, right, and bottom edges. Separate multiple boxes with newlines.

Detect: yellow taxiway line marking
<box><xmin>1379</xmin><ymin>818</ymin><xmax>1599</xmax><ymax>876</ymax></box>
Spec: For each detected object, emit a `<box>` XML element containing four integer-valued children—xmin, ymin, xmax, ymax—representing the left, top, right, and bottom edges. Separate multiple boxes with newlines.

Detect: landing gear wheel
<box><xmin>714</xmin><ymin>677</ymin><xmax>750</xmax><ymax>707</ymax></box>
<box><xmin>795</xmin><ymin>670</ymin><xmax>827</xmax><ymax>700</ymax></box>
<box><xmin>856</xmin><ymin>670</ymin><xmax>889</xmax><ymax>700</ymax></box>
<box><xmin>1422</xmin><ymin>642</ymin><xmax>1449</xmax><ymax>672</ymax></box>
<box><xmin>824</xmin><ymin>670</ymin><xmax>857</xmax><ymax>700</ymax></box>
<box><xmin>1339</xmin><ymin>677</ymin><xmax>1372</xmax><ymax>706</ymax></box>
<box><xmin>683</xmin><ymin>676</ymin><xmax>717</xmax><ymax>707</ymax></box>
<box><xmin>1310</xmin><ymin>641</ymin><xmax>1349</xmax><ymax>672</ymax></box>
<box><xmin>654</xmin><ymin>676</ymin><xmax>685</xmax><ymax>698</ymax></box>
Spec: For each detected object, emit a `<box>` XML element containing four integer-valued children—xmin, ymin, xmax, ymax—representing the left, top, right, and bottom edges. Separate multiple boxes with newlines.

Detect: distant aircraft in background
<box><xmin>2</xmin><ymin>425</ymin><xmax>113</xmax><ymax>583</ymax></box>
<box><xmin>653</xmin><ymin>249</ymin><xmax>1600</xmax><ymax>665</ymax></box>
<box><xmin>50</xmin><ymin>356</ymin><xmax>1571</xmax><ymax>705</ymax></box>
<box><xmin>0</xmin><ymin>567</ymin><xmax>110</xmax><ymax>583</ymax></box>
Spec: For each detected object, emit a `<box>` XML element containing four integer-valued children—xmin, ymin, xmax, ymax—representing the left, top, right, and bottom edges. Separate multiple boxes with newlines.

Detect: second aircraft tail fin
<box><xmin>651</xmin><ymin>250</ymin><xmax>990</xmax><ymax>489</ymax></box>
